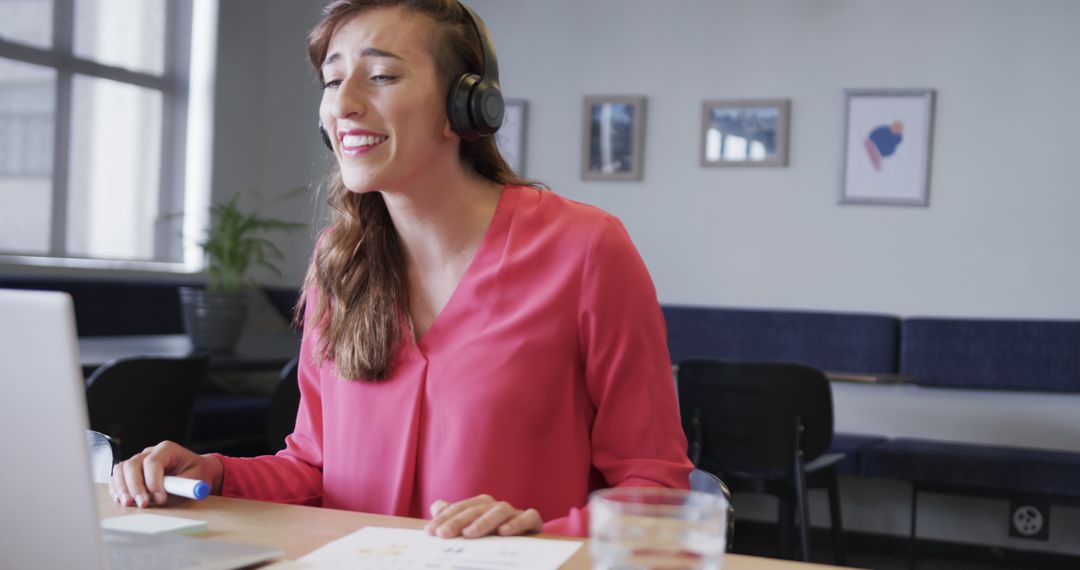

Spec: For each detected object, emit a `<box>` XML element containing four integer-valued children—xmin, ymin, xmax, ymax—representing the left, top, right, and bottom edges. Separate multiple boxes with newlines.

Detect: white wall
<box><xmin>210</xmin><ymin>0</ymin><xmax>328</xmax><ymax>288</ymax></box>
<box><xmin>470</xmin><ymin>0</ymin><xmax>1080</xmax><ymax>319</ymax></box>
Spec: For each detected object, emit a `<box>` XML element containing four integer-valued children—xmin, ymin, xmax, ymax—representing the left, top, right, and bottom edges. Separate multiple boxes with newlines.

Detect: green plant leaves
<box><xmin>200</xmin><ymin>195</ymin><xmax>305</xmax><ymax>292</ymax></box>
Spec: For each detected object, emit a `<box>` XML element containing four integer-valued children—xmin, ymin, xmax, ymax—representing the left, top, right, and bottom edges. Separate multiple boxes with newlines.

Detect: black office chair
<box><xmin>265</xmin><ymin>357</ymin><xmax>301</xmax><ymax>453</ymax></box>
<box><xmin>677</xmin><ymin>359</ymin><xmax>845</xmax><ymax>565</ymax></box>
<box><xmin>87</xmin><ymin>429</ymin><xmax>121</xmax><ymax>483</ymax></box>
<box><xmin>86</xmin><ymin>355</ymin><xmax>209</xmax><ymax>460</ymax></box>
<box><xmin>690</xmin><ymin>468</ymin><xmax>736</xmax><ymax>552</ymax></box>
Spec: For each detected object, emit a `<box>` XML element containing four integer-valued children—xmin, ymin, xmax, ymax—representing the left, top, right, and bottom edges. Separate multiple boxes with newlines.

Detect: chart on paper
<box><xmin>295</xmin><ymin>527</ymin><xmax>582</xmax><ymax>570</ymax></box>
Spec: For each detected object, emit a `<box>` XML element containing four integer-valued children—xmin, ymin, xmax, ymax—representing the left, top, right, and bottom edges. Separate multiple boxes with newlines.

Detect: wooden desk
<box><xmin>94</xmin><ymin>485</ymin><xmax>852</xmax><ymax>569</ymax></box>
<box><xmin>824</xmin><ymin>371</ymin><xmax>911</xmax><ymax>385</ymax></box>
<box><xmin>80</xmin><ymin>333</ymin><xmax>300</xmax><ymax>376</ymax></box>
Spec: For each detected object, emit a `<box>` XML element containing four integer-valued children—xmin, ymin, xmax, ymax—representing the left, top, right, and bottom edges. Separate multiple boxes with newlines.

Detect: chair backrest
<box><xmin>87</xmin><ymin>430</ymin><xmax>120</xmax><ymax>483</ymax></box>
<box><xmin>265</xmin><ymin>357</ymin><xmax>301</xmax><ymax>453</ymax></box>
<box><xmin>85</xmin><ymin>355</ymin><xmax>209</xmax><ymax>459</ymax></box>
<box><xmin>677</xmin><ymin>359</ymin><xmax>834</xmax><ymax>478</ymax></box>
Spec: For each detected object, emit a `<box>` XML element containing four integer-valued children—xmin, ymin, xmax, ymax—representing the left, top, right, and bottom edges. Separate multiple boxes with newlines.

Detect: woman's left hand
<box><xmin>425</xmin><ymin>494</ymin><xmax>543</xmax><ymax>538</ymax></box>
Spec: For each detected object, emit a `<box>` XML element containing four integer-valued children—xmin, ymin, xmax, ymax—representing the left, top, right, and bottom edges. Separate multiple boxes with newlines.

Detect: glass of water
<box><xmin>589</xmin><ymin>487</ymin><xmax>728</xmax><ymax>570</ymax></box>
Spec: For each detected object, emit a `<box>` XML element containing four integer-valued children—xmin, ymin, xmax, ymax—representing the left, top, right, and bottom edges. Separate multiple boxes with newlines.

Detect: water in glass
<box><xmin>589</xmin><ymin>487</ymin><xmax>727</xmax><ymax>570</ymax></box>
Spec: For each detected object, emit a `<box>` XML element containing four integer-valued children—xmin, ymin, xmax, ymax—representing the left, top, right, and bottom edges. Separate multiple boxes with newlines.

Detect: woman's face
<box><xmin>319</xmin><ymin>8</ymin><xmax>455</xmax><ymax>194</ymax></box>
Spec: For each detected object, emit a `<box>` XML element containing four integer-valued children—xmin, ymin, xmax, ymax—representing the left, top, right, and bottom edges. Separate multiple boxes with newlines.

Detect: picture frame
<box><xmin>494</xmin><ymin>99</ymin><xmax>528</xmax><ymax>176</ymax></box>
<box><xmin>700</xmin><ymin>99</ymin><xmax>790</xmax><ymax>167</ymax></box>
<box><xmin>840</xmin><ymin>89</ymin><xmax>936</xmax><ymax>206</ymax></box>
<box><xmin>581</xmin><ymin>95</ymin><xmax>646</xmax><ymax>181</ymax></box>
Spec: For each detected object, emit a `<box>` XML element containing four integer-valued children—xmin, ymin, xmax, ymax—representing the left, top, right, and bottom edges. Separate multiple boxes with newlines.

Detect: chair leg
<box><xmin>794</xmin><ymin>471</ymin><xmax>811</xmax><ymax>562</ymax></box>
<box><xmin>778</xmin><ymin>498</ymin><xmax>792</xmax><ymax>559</ymax></box>
<box><xmin>827</xmin><ymin>470</ymin><xmax>846</xmax><ymax>566</ymax></box>
<box><xmin>909</xmin><ymin>485</ymin><xmax>919</xmax><ymax>570</ymax></box>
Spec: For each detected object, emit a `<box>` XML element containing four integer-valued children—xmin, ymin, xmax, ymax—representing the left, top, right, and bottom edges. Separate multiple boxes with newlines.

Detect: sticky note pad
<box><xmin>101</xmin><ymin>513</ymin><xmax>209</xmax><ymax>535</ymax></box>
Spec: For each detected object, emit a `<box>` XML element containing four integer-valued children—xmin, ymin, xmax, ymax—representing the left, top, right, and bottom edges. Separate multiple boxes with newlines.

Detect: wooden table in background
<box><xmin>94</xmin><ymin>485</ymin><xmax>855</xmax><ymax>569</ymax></box>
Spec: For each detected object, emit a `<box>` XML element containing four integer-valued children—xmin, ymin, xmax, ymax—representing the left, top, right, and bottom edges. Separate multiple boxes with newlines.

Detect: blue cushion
<box><xmin>663</xmin><ymin>305</ymin><xmax>900</xmax><ymax>373</ymax></box>
<box><xmin>828</xmin><ymin>433</ymin><xmax>887</xmax><ymax>476</ymax></box>
<box><xmin>901</xmin><ymin>318</ymin><xmax>1080</xmax><ymax>391</ymax></box>
<box><xmin>860</xmin><ymin>438</ymin><xmax>1080</xmax><ymax>498</ymax></box>
<box><xmin>0</xmin><ymin>277</ymin><xmax>187</xmax><ymax>336</ymax></box>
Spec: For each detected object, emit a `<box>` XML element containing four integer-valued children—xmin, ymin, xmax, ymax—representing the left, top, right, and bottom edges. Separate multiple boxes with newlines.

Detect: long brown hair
<box><xmin>302</xmin><ymin>0</ymin><xmax>539</xmax><ymax>381</ymax></box>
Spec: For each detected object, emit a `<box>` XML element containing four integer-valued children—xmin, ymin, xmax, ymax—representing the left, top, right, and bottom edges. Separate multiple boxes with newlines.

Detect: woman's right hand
<box><xmin>109</xmin><ymin>440</ymin><xmax>224</xmax><ymax>508</ymax></box>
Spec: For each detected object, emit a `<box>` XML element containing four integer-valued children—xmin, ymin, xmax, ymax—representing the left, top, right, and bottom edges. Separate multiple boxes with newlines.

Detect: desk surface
<box><xmin>94</xmin><ymin>485</ymin><xmax>852</xmax><ymax>569</ymax></box>
<box><xmin>80</xmin><ymin>333</ymin><xmax>300</xmax><ymax>375</ymax></box>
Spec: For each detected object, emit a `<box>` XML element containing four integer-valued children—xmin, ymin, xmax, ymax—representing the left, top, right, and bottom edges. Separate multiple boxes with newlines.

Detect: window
<box><xmin>0</xmin><ymin>0</ymin><xmax>216</xmax><ymax>269</ymax></box>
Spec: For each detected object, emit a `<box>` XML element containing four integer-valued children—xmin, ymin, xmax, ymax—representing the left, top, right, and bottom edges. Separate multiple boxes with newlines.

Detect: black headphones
<box><xmin>446</xmin><ymin>1</ymin><xmax>504</xmax><ymax>140</ymax></box>
<box><xmin>319</xmin><ymin>1</ymin><xmax>503</xmax><ymax>150</ymax></box>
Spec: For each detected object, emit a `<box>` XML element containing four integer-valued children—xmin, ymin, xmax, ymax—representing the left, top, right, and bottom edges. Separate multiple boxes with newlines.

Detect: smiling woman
<box><xmin>110</xmin><ymin>0</ymin><xmax>693</xmax><ymax>542</ymax></box>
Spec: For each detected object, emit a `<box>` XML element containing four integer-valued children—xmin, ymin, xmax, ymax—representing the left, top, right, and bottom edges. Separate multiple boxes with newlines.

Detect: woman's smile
<box><xmin>339</xmin><ymin>128</ymin><xmax>389</xmax><ymax>156</ymax></box>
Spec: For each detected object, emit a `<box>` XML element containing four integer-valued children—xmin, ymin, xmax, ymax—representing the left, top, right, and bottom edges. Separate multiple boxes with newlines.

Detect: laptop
<box><xmin>0</xmin><ymin>289</ymin><xmax>282</xmax><ymax>570</ymax></box>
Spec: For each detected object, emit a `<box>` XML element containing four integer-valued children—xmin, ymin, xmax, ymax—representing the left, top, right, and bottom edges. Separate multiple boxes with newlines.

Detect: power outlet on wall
<box><xmin>1008</xmin><ymin>498</ymin><xmax>1050</xmax><ymax>541</ymax></box>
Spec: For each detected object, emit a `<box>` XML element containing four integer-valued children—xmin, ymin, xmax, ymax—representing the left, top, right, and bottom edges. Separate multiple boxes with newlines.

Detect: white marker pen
<box><xmin>163</xmin><ymin>476</ymin><xmax>210</xmax><ymax>500</ymax></box>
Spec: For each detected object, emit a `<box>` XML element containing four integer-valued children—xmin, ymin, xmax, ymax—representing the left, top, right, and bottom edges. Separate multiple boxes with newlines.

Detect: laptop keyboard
<box><xmin>101</xmin><ymin>528</ymin><xmax>281</xmax><ymax>570</ymax></box>
<box><xmin>108</xmin><ymin>548</ymin><xmax>200</xmax><ymax>570</ymax></box>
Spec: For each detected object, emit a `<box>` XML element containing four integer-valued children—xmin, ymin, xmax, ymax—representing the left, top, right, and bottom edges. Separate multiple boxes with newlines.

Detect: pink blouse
<box><xmin>216</xmin><ymin>185</ymin><xmax>692</xmax><ymax>536</ymax></box>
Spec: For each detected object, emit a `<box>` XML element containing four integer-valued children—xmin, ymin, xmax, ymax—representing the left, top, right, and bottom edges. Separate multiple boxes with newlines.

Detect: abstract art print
<box><xmin>581</xmin><ymin>96</ymin><xmax>646</xmax><ymax>181</ymax></box>
<box><xmin>701</xmin><ymin>99</ymin><xmax>790</xmax><ymax>167</ymax></box>
<box><xmin>841</xmin><ymin>89</ymin><xmax>936</xmax><ymax>206</ymax></box>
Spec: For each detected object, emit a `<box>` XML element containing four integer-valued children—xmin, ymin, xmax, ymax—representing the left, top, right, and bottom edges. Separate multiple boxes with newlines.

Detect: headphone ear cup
<box><xmin>447</xmin><ymin>73</ymin><xmax>480</xmax><ymax>140</ymax></box>
<box><xmin>469</xmin><ymin>81</ymin><xmax>504</xmax><ymax>137</ymax></box>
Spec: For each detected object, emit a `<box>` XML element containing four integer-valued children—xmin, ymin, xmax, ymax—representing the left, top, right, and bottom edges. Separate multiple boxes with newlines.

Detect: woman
<box><xmin>111</xmin><ymin>0</ymin><xmax>692</xmax><ymax>538</ymax></box>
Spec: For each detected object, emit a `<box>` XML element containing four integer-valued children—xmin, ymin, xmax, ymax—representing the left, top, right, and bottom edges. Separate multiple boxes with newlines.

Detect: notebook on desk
<box><xmin>0</xmin><ymin>289</ymin><xmax>282</xmax><ymax>570</ymax></box>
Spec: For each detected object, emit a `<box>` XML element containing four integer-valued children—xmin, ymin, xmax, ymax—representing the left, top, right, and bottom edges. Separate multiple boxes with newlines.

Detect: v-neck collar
<box><xmin>408</xmin><ymin>184</ymin><xmax>519</xmax><ymax>356</ymax></box>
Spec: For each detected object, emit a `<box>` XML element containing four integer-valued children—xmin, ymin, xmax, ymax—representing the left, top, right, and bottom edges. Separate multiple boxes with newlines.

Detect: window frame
<box><xmin>0</xmin><ymin>0</ymin><xmax>204</xmax><ymax>270</ymax></box>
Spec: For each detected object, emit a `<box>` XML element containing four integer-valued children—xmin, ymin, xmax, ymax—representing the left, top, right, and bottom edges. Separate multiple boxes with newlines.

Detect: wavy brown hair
<box><xmin>302</xmin><ymin>0</ymin><xmax>539</xmax><ymax>381</ymax></box>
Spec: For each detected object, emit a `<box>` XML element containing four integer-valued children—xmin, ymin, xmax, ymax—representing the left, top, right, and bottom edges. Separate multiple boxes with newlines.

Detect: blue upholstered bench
<box><xmin>861</xmin><ymin>438</ymin><xmax>1080</xmax><ymax>500</ymax></box>
<box><xmin>663</xmin><ymin>305</ymin><xmax>900</xmax><ymax>373</ymax></box>
<box><xmin>860</xmin><ymin>437</ymin><xmax>1080</xmax><ymax>553</ymax></box>
<box><xmin>0</xmin><ymin>276</ymin><xmax>299</xmax><ymax>333</ymax></box>
<box><xmin>856</xmin><ymin>317</ymin><xmax>1080</xmax><ymax>549</ymax></box>
<box><xmin>829</xmin><ymin>433</ymin><xmax>888</xmax><ymax>476</ymax></box>
<box><xmin>0</xmin><ymin>276</ymin><xmax>190</xmax><ymax>335</ymax></box>
<box><xmin>901</xmin><ymin>318</ymin><xmax>1080</xmax><ymax>392</ymax></box>
<box><xmin>662</xmin><ymin>305</ymin><xmax>901</xmax><ymax>474</ymax></box>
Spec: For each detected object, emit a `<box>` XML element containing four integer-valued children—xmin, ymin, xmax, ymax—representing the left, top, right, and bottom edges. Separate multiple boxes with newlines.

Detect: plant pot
<box><xmin>179</xmin><ymin>286</ymin><xmax>251</xmax><ymax>352</ymax></box>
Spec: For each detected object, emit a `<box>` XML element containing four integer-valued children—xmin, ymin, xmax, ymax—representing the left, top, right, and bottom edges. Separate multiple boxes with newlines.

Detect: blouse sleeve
<box><xmin>211</xmin><ymin>289</ymin><xmax>325</xmax><ymax>506</ymax></box>
<box><xmin>543</xmin><ymin>216</ymin><xmax>693</xmax><ymax>536</ymax></box>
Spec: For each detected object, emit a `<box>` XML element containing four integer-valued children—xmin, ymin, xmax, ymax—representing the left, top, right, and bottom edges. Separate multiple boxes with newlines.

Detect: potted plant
<box><xmin>179</xmin><ymin>195</ymin><xmax>304</xmax><ymax>352</ymax></box>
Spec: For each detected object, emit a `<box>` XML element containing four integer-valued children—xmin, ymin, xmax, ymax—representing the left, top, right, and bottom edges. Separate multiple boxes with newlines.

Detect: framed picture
<box><xmin>494</xmin><ymin>99</ymin><xmax>528</xmax><ymax>176</ymax></box>
<box><xmin>840</xmin><ymin>89</ymin><xmax>936</xmax><ymax>206</ymax></box>
<box><xmin>581</xmin><ymin>96</ymin><xmax>646</xmax><ymax>181</ymax></box>
<box><xmin>700</xmin><ymin>99</ymin><xmax>790</xmax><ymax>167</ymax></box>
